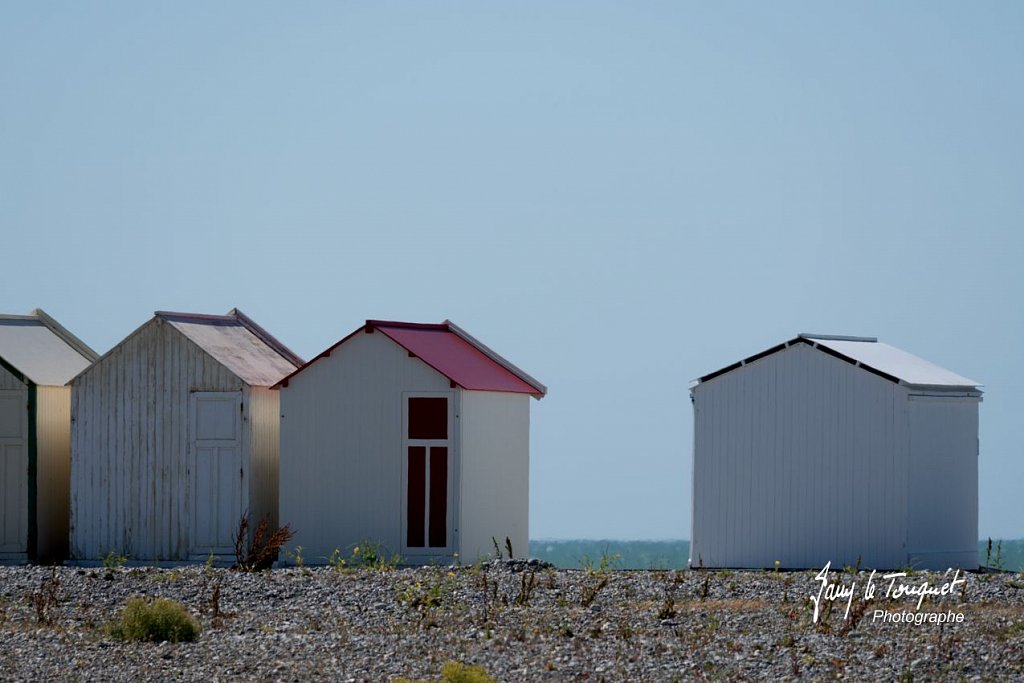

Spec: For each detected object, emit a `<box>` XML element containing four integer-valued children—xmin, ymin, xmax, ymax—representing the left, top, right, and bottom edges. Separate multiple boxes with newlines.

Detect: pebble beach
<box><xmin>2</xmin><ymin>561</ymin><xmax>1023</xmax><ymax>682</ymax></box>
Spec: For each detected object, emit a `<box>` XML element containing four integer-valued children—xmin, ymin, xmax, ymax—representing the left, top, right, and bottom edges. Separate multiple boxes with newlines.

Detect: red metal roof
<box><xmin>275</xmin><ymin>320</ymin><xmax>546</xmax><ymax>398</ymax></box>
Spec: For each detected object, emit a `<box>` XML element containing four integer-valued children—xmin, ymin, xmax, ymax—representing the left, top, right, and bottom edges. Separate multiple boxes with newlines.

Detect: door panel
<box><xmin>0</xmin><ymin>392</ymin><xmax>23</xmax><ymax>437</ymax></box>
<box><xmin>407</xmin><ymin>447</ymin><xmax>426</xmax><ymax>548</ymax></box>
<box><xmin>0</xmin><ymin>391</ymin><xmax>27</xmax><ymax>555</ymax></box>
<box><xmin>190</xmin><ymin>392</ymin><xmax>242</xmax><ymax>557</ymax></box>
<box><xmin>408</xmin><ymin>398</ymin><xmax>448</xmax><ymax>439</ymax></box>
<box><xmin>428</xmin><ymin>446</ymin><xmax>448</xmax><ymax>548</ymax></box>
<box><xmin>195</xmin><ymin>397</ymin><xmax>237</xmax><ymax>440</ymax></box>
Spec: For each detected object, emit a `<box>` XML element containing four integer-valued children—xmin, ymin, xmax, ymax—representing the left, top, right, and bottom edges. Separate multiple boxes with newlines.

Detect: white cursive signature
<box><xmin>810</xmin><ymin>563</ymin><xmax>967</xmax><ymax>623</ymax></box>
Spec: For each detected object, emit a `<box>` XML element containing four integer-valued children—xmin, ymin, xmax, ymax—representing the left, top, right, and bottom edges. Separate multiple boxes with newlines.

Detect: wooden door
<box><xmin>0</xmin><ymin>390</ymin><xmax>27</xmax><ymax>557</ymax></box>
<box><xmin>189</xmin><ymin>392</ymin><xmax>243</xmax><ymax>559</ymax></box>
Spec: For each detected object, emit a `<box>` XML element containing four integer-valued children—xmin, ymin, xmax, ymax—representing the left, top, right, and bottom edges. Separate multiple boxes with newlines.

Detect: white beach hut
<box><xmin>69</xmin><ymin>309</ymin><xmax>302</xmax><ymax>563</ymax></box>
<box><xmin>277</xmin><ymin>320</ymin><xmax>546</xmax><ymax>565</ymax></box>
<box><xmin>0</xmin><ymin>309</ymin><xmax>97</xmax><ymax>563</ymax></box>
<box><xmin>690</xmin><ymin>334</ymin><xmax>982</xmax><ymax>571</ymax></box>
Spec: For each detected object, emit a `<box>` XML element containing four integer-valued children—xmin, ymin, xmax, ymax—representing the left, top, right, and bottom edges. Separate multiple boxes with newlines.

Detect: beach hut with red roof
<box><xmin>69</xmin><ymin>309</ymin><xmax>302</xmax><ymax>563</ymax></box>
<box><xmin>276</xmin><ymin>320</ymin><xmax>546</xmax><ymax>565</ymax></box>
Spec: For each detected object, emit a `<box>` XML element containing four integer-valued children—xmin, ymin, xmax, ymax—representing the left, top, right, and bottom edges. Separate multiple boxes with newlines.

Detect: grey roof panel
<box><xmin>0</xmin><ymin>317</ymin><xmax>95</xmax><ymax>385</ymax></box>
<box><xmin>164</xmin><ymin>315</ymin><xmax>298</xmax><ymax>386</ymax></box>
<box><xmin>805</xmin><ymin>336</ymin><xmax>980</xmax><ymax>388</ymax></box>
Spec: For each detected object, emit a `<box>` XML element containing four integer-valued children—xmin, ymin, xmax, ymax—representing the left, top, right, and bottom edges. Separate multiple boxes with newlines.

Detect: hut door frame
<box><xmin>188</xmin><ymin>391</ymin><xmax>244</xmax><ymax>560</ymax></box>
<box><xmin>401</xmin><ymin>391</ymin><xmax>455</xmax><ymax>558</ymax></box>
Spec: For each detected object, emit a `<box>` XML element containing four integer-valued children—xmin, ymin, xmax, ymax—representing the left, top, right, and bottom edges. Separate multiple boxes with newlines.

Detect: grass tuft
<box><xmin>109</xmin><ymin>597</ymin><xmax>200</xmax><ymax>643</ymax></box>
<box><xmin>395</xmin><ymin>660</ymin><xmax>498</xmax><ymax>683</ymax></box>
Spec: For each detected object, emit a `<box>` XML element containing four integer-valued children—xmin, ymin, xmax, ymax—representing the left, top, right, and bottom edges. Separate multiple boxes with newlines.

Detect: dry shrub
<box><xmin>233</xmin><ymin>514</ymin><xmax>295</xmax><ymax>572</ymax></box>
<box><xmin>581</xmin><ymin>575</ymin><xmax>609</xmax><ymax>607</ymax></box>
<box><xmin>29</xmin><ymin>569</ymin><xmax>61</xmax><ymax>625</ymax></box>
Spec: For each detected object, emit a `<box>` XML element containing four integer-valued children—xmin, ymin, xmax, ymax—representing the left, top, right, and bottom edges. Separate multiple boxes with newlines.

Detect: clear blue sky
<box><xmin>3</xmin><ymin>2</ymin><xmax>1021</xmax><ymax>540</ymax></box>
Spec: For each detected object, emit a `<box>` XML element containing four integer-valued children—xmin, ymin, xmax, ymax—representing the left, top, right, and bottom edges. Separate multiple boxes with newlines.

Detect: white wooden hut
<box><xmin>277</xmin><ymin>320</ymin><xmax>546</xmax><ymax>565</ymax></box>
<box><xmin>0</xmin><ymin>309</ymin><xmax>97</xmax><ymax>563</ymax></box>
<box><xmin>690</xmin><ymin>334</ymin><xmax>982</xmax><ymax>571</ymax></box>
<box><xmin>69</xmin><ymin>309</ymin><xmax>302</xmax><ymax>563</ymax></box>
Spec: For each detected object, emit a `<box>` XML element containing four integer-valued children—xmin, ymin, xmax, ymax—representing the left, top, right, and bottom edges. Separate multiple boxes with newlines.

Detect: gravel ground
<box><xmin>1</xmin><ymin>561</ymin><xmax>1023</xmax><ymax>681</ymax></box>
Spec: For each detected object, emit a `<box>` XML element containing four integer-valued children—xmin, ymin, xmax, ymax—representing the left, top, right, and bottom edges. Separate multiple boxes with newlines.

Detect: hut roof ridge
<box><xmin>275</xmin><ymin>319</ymin><xmax>546</xmax><ymax>398</ymax></box>
<box><xmin>697</xmin><ymin>333</ymin><xmax>980</xmax><ymax>390</ymax></box>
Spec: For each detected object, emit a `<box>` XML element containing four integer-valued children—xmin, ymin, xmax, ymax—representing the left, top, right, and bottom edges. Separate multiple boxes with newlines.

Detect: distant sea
<box><xmin>528</xmin><ymin>539</ymin><xmax>1024</xmax><ymax>572</ymax></box>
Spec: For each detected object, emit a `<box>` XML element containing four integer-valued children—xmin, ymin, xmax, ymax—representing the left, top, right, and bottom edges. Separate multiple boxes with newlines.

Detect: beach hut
<box><xmin>0</xmin><ymin>309</ymin><xmax>97</xmax><ymax>563</ymax></box>
<box><xmin>276</xmin><ymin>320</ymin><xmax>546</xmax><ymax>565</ymax></box>
<box><xmin>69</xmin><ymin>309</ymin><xmax>302</xmax><ymax>563</ymax></box>
<box><xmin>690</xmin><ymin>334</ymin><xmax>982</xmax><ymax>571</ymax></box>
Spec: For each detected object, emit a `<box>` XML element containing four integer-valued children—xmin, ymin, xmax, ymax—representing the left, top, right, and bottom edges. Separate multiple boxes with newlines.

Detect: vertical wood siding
<box><xmin>691</xmin><ymin>343</ymin><xmax>909</xmax><ymax>570</ymax></box>
<box><xmin>279</xmin><ymin>331</ymin><xmax>450</xmax><ymax>564</ymax></box>
<box><xmin>35</xmin><ymin>386</ymin><xmax>71</xmax><ymax>561</ymax></box>
<box><xmin>458</xmin><ymin>391</ymin><xmax>530</xmax><ymax>563</ymax></box>
<box><xmin>70</xmin><ymin>319</ymin><xmax>245</xmax><ymax>561</ymax></box>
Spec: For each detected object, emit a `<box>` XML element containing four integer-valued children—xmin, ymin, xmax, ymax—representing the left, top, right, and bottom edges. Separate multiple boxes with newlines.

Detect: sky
<box><xmin>2</xmin><ymin>2</ymin><xmax>1021</xmax><ymax>540</ymax></box>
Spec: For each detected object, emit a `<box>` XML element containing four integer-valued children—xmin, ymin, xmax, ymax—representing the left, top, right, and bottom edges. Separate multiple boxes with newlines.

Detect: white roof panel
<box><xmin>805</xmin><ymin>336</ymin><xmax>980</xmax><ymax>388</ymax></box>
<box><xmin>0</xmin><ymin>318</ymin><xmax>94</xmax><ymax>385</ymax></box>
<box><xmin>166</xmin><ymin>317</ymin><xmax>297</xmax><ymax>387</ymax></box>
